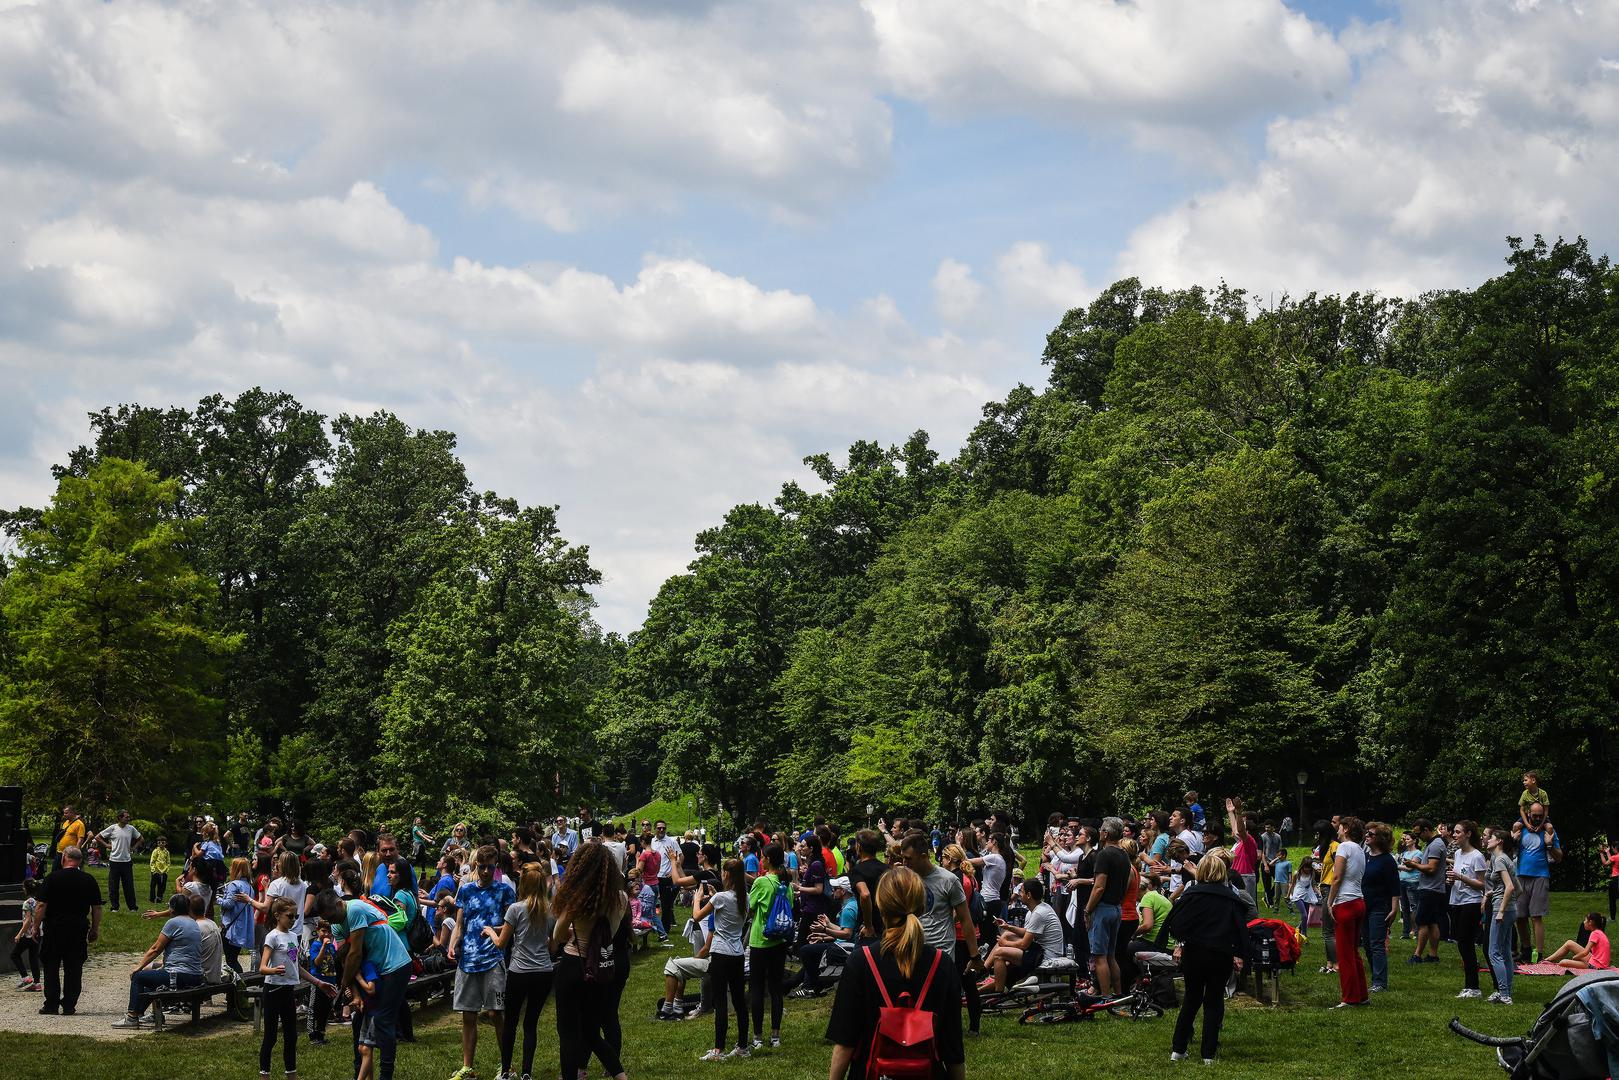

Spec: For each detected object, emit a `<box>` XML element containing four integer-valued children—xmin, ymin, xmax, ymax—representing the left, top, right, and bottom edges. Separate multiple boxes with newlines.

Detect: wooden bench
<box><xmin>404</xmin><ymin>968</ymin><xmax>454</xmax><ymax>1007</ymax></box>
<box><xmin>146</xmin><ymin>972</ymin><xmax>262</xmax><ymax>1029</ymax></box>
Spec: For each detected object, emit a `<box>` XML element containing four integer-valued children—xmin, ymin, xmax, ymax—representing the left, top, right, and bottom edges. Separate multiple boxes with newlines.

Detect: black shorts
<box><xmin>1416</xmin><ymin>890</ymin><xmax>1446</xmax><ymax>926</ymax></box>
<box><xmin>1010</xmin><ymin>943</ymin><xmax>1046</xmax><ymax>982</ymax></box>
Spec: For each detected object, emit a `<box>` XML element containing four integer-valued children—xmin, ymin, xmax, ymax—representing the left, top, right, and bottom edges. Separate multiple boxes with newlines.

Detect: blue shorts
<box><xmin>1088</xmin><ymin>902</ymin><xmax>1122</xmax><ymax>956</ymax></box>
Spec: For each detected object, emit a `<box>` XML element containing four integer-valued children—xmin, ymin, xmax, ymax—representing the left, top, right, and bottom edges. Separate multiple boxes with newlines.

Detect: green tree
<box><xmin>0</xmin><ymin>458</ymin><xmax>237</xmax><ymax>818</ymax></box>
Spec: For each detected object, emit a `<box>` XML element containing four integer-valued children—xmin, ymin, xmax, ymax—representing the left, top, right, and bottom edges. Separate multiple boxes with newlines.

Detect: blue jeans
<box><xmin>1399</xmin><ymin>883</ymin><xmax>1417</xmax><ymax>937</ymax></box>
<box><xmin>362</xmin><ymin>966</ymin><xmax>411</xmax><ymax>1080</ymax></box>
<box><xmin>129</xmin><ymin>969</ymin><xmax>201</xmax><ymax>1015</ymax></box>
<box><xmin>1362</xmin><ymin>904</ymin><xmax>1391</xmax><ymax>990</ymax></box>
<box><xmin>1489</xmin><ymin>904</ymin><xmax>1517</xmax><ymax>997</ymax></box>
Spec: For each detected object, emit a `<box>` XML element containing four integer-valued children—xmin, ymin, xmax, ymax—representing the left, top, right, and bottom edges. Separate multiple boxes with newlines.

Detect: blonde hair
<box><xmin>1120</xmin><ymin>838</ymin><xmax>1138</xmax><ymax>859</ymax></box>
<box><xmin>1196</xmin><ymin>851</ymin><xmax>1229</xmax><ymax>883</ymax></box>
<box><xmin>361</xmin><ymin>852</ymin><xmax>379</xmax><ymax>888</ymax></box>
<box><xmin>876</xmin><ymin>865</ymin><xmax>926</xmax><ymax>978</ymax></box>
<box><xmin>519</xmin><ymin>862</ymin><xmax>550</xmax><ymax>928</ymax></box>
<box><xmin>229</xmin><ymin>857</ymin><xmax>251</xmax><ymax>882</ymax></box>
<box><xmin>277</xmin><ymin>851</ymin><xmax>302</xmax><ymax>883</ymax></box>
<box><xmin>940</xmin><ymin>844</ymin><xmax>974</xmax><ymax>880</ymax></box>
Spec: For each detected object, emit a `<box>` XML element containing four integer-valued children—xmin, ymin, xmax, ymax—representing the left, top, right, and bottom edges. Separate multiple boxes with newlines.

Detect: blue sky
<box><xmin>5</xmin><ymin>0</ymin><xmax>1618</xmax><ymax>631</ymax></box>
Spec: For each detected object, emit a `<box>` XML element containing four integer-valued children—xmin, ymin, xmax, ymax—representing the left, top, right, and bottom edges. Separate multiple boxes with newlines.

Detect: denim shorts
<box><xmin>1088</xmin><ymin>902</ymin><xmax>1122</xmax><ymax>956</ymax></box>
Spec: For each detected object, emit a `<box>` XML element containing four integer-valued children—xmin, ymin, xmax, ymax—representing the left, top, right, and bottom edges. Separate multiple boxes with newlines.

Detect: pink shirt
<box><xmin>1589</xmin><ymin>929</ymin><xmax>1610</xmax><ymax>969</ymax></box>
<box><xmin>1232</xmin><ymin>833</ymin><xmax>1259</xmax><ymax>876</ymax></box>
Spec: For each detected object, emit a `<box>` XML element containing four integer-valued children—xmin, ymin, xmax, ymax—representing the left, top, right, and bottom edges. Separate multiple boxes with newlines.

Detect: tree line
<box><xmin>2</xmin><ymin>237</ymin><xmax>1615</xmax><ymax>863</ymax></box>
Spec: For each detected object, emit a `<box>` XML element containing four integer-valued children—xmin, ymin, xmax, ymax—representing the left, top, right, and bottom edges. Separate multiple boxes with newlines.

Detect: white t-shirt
<box><xmin>980</xmin><ymin>853</ymin><xmax>1007</xmax><ymax>902</ymax></box>
<box><xmin>1024</xmin><ymin>902</ymin><xmax>1065</xmax><ymax>960</ymax></box>
<box><xmin>1332</xmin><ymin>840</ymin><xmax>1366</xmax><ymax>905</ymax></box>
<box><xmin>1049</xmin><ymin>847</ymin><xmax>1082</xmax><ymax>890</ymax></box>
<box><xmin>653</xmin><ymin>836</ymin><xmax>682</xmax><ymax>879</ymax></box>
<box><xmin>1450</xmin><ymin>848</ymin><xmax>1487</xmax><ymax>905</ymax></box>
<box><xmin>264</xmin><ymin>927</ymin><xmax>302</xmax><ymax>986</ymax></box>
<box><xmin>267</xmin><ymin>878</ymin><xmax>309</xmax><ymax>935</ymax></box>
<box><xmin>1178</xmin><ymin>830</ymin><xmax>1204</xmax><ymax>857</ymax></box>
<box><xmin>602</xmin><ymin>840</ymin><xmax>628</xmax><ymax>874</ymax></box>
<box><xmin>98</xmin><ymin>823</ymin><xmax>142</xmax><ymax>863</ymax></box>
<box><xmin>707</xmin><ymin>891</ymin><xmax>746</xmax><ymax>957</ymax></box>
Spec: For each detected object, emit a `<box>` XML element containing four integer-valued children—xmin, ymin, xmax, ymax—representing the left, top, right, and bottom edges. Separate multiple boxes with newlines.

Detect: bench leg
<box><xmin>150</xmin><ymin>1006</ymin><xmax>165</xmax><ymax>1030</ymax></box>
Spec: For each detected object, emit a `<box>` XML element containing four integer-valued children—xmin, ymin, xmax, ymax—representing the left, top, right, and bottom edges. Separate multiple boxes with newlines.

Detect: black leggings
<box><xmin>954</xmin><ymin>941</ymin><xmax>981</xmax><ymax>1033</ymax></box>
<box><xmin>709</xmin><ymin>953</ymin><xmax>749</xmax><ymax>1051</ymax></box>
<box><xmin>260</xmin><ymin>984</ymin><xmax>298</xmax><ymax>1074</ymax></box>
<box><xmin>224</xmin><ymin>943</ymin><xmax>244</xmax><ymax>975</ymax></box>
<box><xmin>749</xmin><ymin>945</ymin><xmax>786</xmax><ymax>1037</ymax></box>
<box><xmin>553</xmin><ymin>954</ymin><xmax>624</xmax><ymax>1079</ymax></box>
<box><xmin>1115</xmin><ymin>919</ymin><xmax>1140</xmax><ymax>988</ymax></box>
<box><xmin>1173</xmin><ymin>944</ymin><xmax>1233</xmax><ymax>1061</ymax></box>
<box><xmin>501</xmin><ymin>969</ymin><xmax>555</xmax><ymax>1076</ymax></box>
<box><xmin>1452</xmin><ymin>902</ymin><xmax>1482</xmax><ymax>991</ymax></box>
<box><xmin>10</xmin><ymin>937</ymin><xmax>39</xmax><ymax>982</ymax></box>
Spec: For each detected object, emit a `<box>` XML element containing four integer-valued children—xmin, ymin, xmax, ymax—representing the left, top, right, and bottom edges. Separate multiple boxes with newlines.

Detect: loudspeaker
<box><xmin>0</xmin><ymin>787</ymin><xmax>22</xmax><ymax>885</ymax></box>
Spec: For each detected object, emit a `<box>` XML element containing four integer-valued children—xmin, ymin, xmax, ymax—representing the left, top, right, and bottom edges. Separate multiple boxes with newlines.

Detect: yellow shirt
<box><xmin>57</xmin><ymin>818</ymin><xmax>85</xmax><ymax>853</ymax></box>
<box><xmin>1320</xmin><ymin>840</ymin><xmax>1340</xmax><ymax>887</ymax></box>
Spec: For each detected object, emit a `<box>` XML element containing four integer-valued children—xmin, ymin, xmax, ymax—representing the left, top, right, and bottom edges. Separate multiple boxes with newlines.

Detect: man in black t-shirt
<box><xmin>1084</xmin><ymin>818</ymin><xmax>1132</xmax><ymax>999</ymax></box>
<box><xmin>36</xmin><ymin>845</ymin><xmax>103</xmax><ymax>1015</ymax></box>
<box><xmin>849</xmin><ymin>830</ymin><xmax>889</xmax><ymax>941</ymax></box>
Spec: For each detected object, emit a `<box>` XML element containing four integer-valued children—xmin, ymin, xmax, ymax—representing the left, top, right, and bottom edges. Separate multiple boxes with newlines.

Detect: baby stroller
<box><xmin>1450</xmin><ymin>968</ymin><xmax>1619</xmax><ymax>1079</ymax></box>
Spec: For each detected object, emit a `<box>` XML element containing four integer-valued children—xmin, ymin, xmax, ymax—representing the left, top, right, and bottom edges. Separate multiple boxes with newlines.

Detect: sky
<box><xmin>4</xmin><ymin>0</ymin><xmax>1618</xmax><ymax>633</ymax></box>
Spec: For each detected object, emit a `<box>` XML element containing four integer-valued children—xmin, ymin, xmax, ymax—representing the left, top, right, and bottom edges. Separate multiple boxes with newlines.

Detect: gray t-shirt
<box><xmin>708</xmin><ymin>890</ymin><xmax>746</xmax><ymax>956</ymax></box>
<box><xmin>195</xmin><ymin>918</ymin><xmax>224</xmax><ymax>983</ymax></box>
<box><xmin>1260</xmin><ymin>832</ymin><xmax>1283</xmax><ymax>862</ymax></box>
<box><xmin>919</xmin><ymin>865</ymin><xmax>967</xmax><ymax>952</ymax></box>
<box><xmin>980</xmin><ymin>853</ymin><xmax>1007</xmax><ymax>902</ymax></box>
<box><xmin>1419</xmin><ymin>837</ymin><xmax>1448</xmax><ymax>892</ymax></box>
<box><xmin>1024</xmin><ymin>902</ymin><xmax>1065</xmax><ymax>959</ymax></box>
<box><xmin>504</xmin><ymin>901</ymin><xmax>554</xmax><ymax>973</ymax></box>
<box><xmin>1485</xmin><ymin>853</ymin><xmax>1519</xmax><ymax>911</ymax></box>
<box><xmin>160</xmin><ymin>915</ymin><xmax>204</xmax><ymax>977</ymax></box>
<box><xmin>98</xmin><ymin>823</ymin><xmax>142</xmax><ymax>863</ymax></box>
<box><xmin>1450</xmin><ymin>848</ymin><xmax>1487</xmax><ymax>906</ymax></box>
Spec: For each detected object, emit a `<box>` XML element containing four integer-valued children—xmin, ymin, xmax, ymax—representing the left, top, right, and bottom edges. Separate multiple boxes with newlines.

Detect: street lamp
<box><xmin>866</xmin><ymin>804</ymin><xmax>874</xmax><ymax>828</ymax></box>
<box><xmin>1295</xmin><ymin>771</ymin><xmax>1308</xmax><ymax>846</ymax></box>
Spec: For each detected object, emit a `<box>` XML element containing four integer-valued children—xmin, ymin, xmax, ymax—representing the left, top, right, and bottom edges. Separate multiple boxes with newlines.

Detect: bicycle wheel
<box><xmin>1107</xmin><ymin>996</ymin><xmax>1165</xmax><ymax>1020</ymax></box>
<box><xmin>1020</xmin><ymin>1002</ymin><xmax>1078</xmax><ymax>1025</ymax></box>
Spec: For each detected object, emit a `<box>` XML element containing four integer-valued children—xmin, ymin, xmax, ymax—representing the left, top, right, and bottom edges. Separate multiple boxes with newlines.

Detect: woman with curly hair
<box><xmin>550</xmin><ymin>841</ymin><xmax>630</xmax><ymax>1080</ymax></box>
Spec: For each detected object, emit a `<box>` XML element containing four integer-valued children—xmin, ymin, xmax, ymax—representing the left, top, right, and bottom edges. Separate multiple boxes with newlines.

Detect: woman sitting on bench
<box><xmin>114</xmin><ymin>893</ymin><xmax>205</xmax><ymax>1027</ymax></box>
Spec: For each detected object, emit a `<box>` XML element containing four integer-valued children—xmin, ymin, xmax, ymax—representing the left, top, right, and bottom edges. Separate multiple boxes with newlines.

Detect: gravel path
<box><xmin>0</xmin><ymin>951</ymin><xmax>234</xmax><ymax>1041</ymax></box>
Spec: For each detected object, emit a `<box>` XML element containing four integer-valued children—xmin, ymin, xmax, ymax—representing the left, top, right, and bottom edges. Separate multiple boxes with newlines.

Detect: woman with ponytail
<box><xmin>826</xmin><ymin>866</ymin><xmax>966</xmax><ymax>1080</ymax></box>
<box><xmin>694</xmin><ymin>858</ymin><xmax>752</xmax><ymax>1062</ymax></box>
<box><xmin>495</xmin><ymin>862</ymin><xmax>555</xmax><ymax>1080</ymax></box>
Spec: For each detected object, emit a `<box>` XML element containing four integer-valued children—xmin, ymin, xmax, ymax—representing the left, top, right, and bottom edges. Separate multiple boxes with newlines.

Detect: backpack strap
<box><xmin>862</xmin><ymin>946</ymin><xmax>894</xmax><ymax>1008</ymax></box>
<box><xmin>912</xmin><ymin>949</ymin><xmax>944</xmax><ymax>1011</ymax></box>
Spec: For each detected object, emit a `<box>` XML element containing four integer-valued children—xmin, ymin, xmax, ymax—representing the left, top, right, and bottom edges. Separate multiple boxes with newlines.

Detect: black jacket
<box><xmin>1165</xmin><ymin>883</ymin><xmax>1252</xmax><ymax>961</ymax></box>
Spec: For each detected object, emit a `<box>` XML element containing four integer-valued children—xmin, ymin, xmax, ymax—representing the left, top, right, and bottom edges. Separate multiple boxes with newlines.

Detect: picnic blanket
<box><xmin>1516</xmin><ymin>961</ymin><xmax>1578</xmax><ymax>976</ymax></box>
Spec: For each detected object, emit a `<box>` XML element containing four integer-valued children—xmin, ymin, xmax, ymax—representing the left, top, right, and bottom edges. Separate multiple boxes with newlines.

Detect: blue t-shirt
<box><xmin>358</xmin><ymin>959</ymin><xmax>381</xmax><ymax>1015</ymax></box>
<box><xmin>1150</xmin><ymin>833</ymin><xmax>1170</xmax><ymax>860</ymax></box>
<box><xmin>1518</xmin><ymin>826</ymin><xmax>1560</xmax><ymax>878</ymax></box>
<box><xmin>785</xmin><ymin>851</ymin><xmax>800</xmax><ymax>872</ymax></box>
<box><xmin>338</xmin><ymin>898</ymin><xmax>412</xmax><ymax>976</ymax></box>
<box><xmin>1273</xmin><ymin>859</ymin><xmax>1294</xmax><ymax>889</ymax></box>
<box><xmin>161</xmin><ymin>915</ymin><xmax>204</xmax><ymax>977</ymax></box>
<box><xmin>426</xmin><ymin>873</ymin><xmax>456</xmax><ymax>928</ymax></box>
<box><xmin>1188</xmin><ymin>803</ymin><xmax>1206</xmax><ymax>830</ymax></box>
<box><xmin>744</xmin><ymin>854</ymin><xmax>760</xmax><ymax>875</ymax></box>
<box><xmin>837</xmin><ymin>896</ymin><xmax>859</xmax><ymax>932</ymax></box>
<box><xmin>455</xmin><ymin>880</ymin><xmax>516</xmax><ymax>973</ymax></box>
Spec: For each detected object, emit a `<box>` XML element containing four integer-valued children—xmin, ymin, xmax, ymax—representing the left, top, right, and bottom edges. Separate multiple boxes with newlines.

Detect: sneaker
<box><xmin>308</xmin><ymin>1033</ymin><xmax>327</xmax><ymax>1046</ymax></box>
<box><xmin>1486</xmin><ymin>992</ymin><xmax>1502</xmax><ymax>1003</ymax></box>
<box><xmin>1203</xmin><ymin>1059</ymin><xmax>1216</xmax><ymax>1065</ymax></box>
<box><xmin>1370</xmin><ymin>985</ymin><xmax>1387</xmax><ymax>993</ymax></box>
<box><xmin>1497</xmin><ymin>995</ymin><xmax>1513</xmax><ymax>1006</ymax></box>
<box><xmin>16</xmin><ymin>977</ymin><xmax>34</xmax><ymax>990</ymax></box>
<box><xmin>1404</xmin><ymin>955</ymin><xmax>1424</xmax><ymax>965</ymax></box>
<box><xmin>699</xmin><ymin>1050</ymin><xmax>726</xmax><ymax>1062</ymax></box>
<box><xmin>659</xmin><ymin>938</ymin><xmax>674</xmax><ymax>948</ymax></box>
<box><xmin>1423</xmin><ymin>955</ymin><xmax>1441</xmax><ymax>964</ymax></box>
<box><xmin>750</xmin><ymin>1038</ymin><xmax>763</xmax><ymax>1051</ymax></box>
<box><xmin>728</xmin><ymin>1046</ymin><xmax>751</xmax><ymax>1059</ymax></box>
<box><xmin>111</xmin><ymin>1015</ymin><xmax>144</xmax><ymax>1028</ymax></box>
<box><xmin>684</xmin><ymin>1008</ymin><xmax>712</xmax><ymax>1021</ymax></box>
<box><xmin>770</xmin><ymin>1035</ymin><xmax>781</xmax><ymax>1048</ymax></box>
<box><xmin>448</xmin><ymin>1068</ymin><xmax>479</xmax><ymax>1080</ymax></box>
<box><xmin>1171</xmin><ymin>1051</ymin><xmax>1187</xmax><ymax>1061</ymax></box>
<box><xmin>1457</xmin><ymin>988</ymin><xmax>1483</xmax><ymax>999</ymax></box>
<box><xmin>23</xmin><ymin>983</ymin><xmax>41</xmax><ymax>992</ymax></box>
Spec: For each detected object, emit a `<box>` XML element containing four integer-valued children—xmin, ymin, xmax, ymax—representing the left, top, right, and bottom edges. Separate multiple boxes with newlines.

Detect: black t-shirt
<box><xmin>825</xmin><ymin>944</ymin><xmax>964</xmax><ymax>1079</ymax></box>
<box><xmin>40</xmin><ymin>866</ymin><xmax>103</xmax><ymax>930</ymax></box>
<box><xmin>850</xmin><ymin>858</ymin><xmax>888</xmax><ymax>936</ymax></box>
<box><xmin>578</xmin><ymin>819</ymin><xmax>601</xmax><ymax>841</ymax></box>
<box><xmin>681</xmin><ymin>841</ymin><xmax>700</xmax><ymax>876</ymax></box>
<box><xmin>283</xmin><ymin>833</ymin><xmax>311</xmax><ymax>857</ymax></box>
<box><xmin>1095</xmin><ymin>845</ymin><xmax>1132</xmax><ymax>906</ymax></box>
<box><xmin>227</xmin><ymin>823</ymin><xmax>252</xmax><ymax>851</ymax></box>
<box><xmin>1072</xmin><ymin>848</ymin><xmax>1097</xmax><ymax>904</ymax></box>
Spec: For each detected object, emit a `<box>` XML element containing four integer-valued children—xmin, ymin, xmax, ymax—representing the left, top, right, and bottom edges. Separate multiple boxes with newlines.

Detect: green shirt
<box><xmin>1138</xmin><ymin>889</ymin><xmax>1173</xmax><ymax>942</ymax></box>
<box><xmin>149</xmin><ymin>848</ymin><xmax>170</xmax><ymax>875</ymax></box>
<box><xmin>1519</xmin><ymin>787</ymin><xmax>1549</xmax><ymax>810</ymax></box>
<box><xmin>748</xmin><ymin>871</ymin><xmax>787</xmax><ymax>950</ymax></box>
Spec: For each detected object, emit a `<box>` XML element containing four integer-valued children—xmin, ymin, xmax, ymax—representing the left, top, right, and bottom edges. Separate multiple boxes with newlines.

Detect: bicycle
<box><xmin>1017</xmin><ymin>952</ymin><xmax>1175</xmax><ymax>1024</ymax></box>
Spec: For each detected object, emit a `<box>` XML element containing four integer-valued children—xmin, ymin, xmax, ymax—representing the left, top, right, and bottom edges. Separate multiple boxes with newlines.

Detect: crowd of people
<box><xmin>9</xmin><ymin>769</ymin><xmax>1602</xmax><ymax>1078</ymax></box>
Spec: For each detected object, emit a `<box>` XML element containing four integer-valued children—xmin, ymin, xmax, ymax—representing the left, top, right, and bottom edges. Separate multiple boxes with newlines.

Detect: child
<box><xmin>148</xmin><ymin>837</ymin><xmax>170</xmax><ymax>903</ymax></box>
<box><xmin>10</xmin><ymin>880</ymin><xmax>40</xmax><ymax>990</ymax></box>
<box><xmin>1289</xmin><ymin>854</ymin><xmax>1320</xmax><ymax>939</ymax></box>
<box><xmin>351</xmin><ymin>955</ymin><xmax>381</xmax><ymax>1080</ymax></box>
<box><xmin>259</xmin><ymin>897</ymin><xmax>328</xmax><ymax>1080</ymax></box>
<box><xmin>1272</xmin><ymin>850</ymin><xmax>1295</xmax><ymax>921</ymax></box>
<box><xmin>1519</xmin><ymin>771</ymin><xmax>1551</xmax><ymax>829</ymax></box>
<box><xmin>1544</xmin><ymin>913</ymin><xmax>1610</xmax><ymax>970</ymax></box>
<box><xmin>634</xmin><ymin>867</ymin><xmax>670</xmax><ymax>943</ymax></box>
<box><xmin>306</xmin><ymin>923</ymin><xmax>340</xmax><ymax>1045</ymax></box>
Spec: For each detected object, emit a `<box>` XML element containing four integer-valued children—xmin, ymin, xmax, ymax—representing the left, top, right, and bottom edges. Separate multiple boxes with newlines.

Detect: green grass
<box><xmin>611</xmin><ymin>793</ymin><xmax>711</xmax><ymax>834</ymax></box>
<box><xmin>5</xmin><ymin>869</ymin><xmax>1598</xmax><ymax>1080</ymax></box>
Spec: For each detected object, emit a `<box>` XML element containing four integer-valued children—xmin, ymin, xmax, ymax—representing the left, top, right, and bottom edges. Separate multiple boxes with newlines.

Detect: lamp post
<box><xmin>687</xmin><ymin>799</ymin><xmax>693</xmax><ymax>833</ymax></box>
<box><xmin>1295</xmin><ymin>771</ymin><xmax>1308</xmax><ymax>846</ymax></box>
<box><xmin>866</xmin><ymin>804</ymin><xmax>874</xmax><ymax>828</ymax></box>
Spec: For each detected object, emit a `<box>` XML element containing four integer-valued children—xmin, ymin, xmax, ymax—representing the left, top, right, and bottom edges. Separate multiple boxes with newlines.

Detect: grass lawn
<box><xmin>1</xmin><ymin>864</ymin><xmax>1594</xmax><ymax>1080</ymax></box>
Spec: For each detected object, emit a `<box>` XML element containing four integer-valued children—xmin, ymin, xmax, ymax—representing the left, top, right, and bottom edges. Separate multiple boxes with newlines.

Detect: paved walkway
<box><xmin>0</xmin><ymin>951</ymin><xmax>233</xmax><ymax>1041</ymax></box>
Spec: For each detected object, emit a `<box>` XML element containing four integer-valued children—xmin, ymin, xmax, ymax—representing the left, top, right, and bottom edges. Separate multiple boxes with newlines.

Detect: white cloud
<box><xmin>995</xmin><ymin>241</ymin><xmax>1091</xmax><ymax>316</ymax></box>
<box><xmin>1119</xmin><ymin>1</ymin><xmax>1619</xmax><ymax>297</ymax></box>
<box><xmin>931</xmin><ymin>258</ymin><xmax>984</xmax><ymax>322</ymax></box>
<box><xmin>864</xmin><ymin>0</ymin><xmax>1349</xmax><ymax>147</ymax></box>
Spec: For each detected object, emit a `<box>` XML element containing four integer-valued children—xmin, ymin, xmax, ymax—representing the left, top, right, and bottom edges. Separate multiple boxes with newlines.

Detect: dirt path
<box><xmin>0</xmin><ymin>951</ymin><xmax>236</xmax><ymax>1041</ymax></box>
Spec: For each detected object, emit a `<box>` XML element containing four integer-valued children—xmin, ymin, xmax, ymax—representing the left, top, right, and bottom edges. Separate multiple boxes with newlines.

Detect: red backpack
<box><xmin>862</xmin><ymin>945</ymin><xmax>943</xmax><ymax>1080</ymax></box>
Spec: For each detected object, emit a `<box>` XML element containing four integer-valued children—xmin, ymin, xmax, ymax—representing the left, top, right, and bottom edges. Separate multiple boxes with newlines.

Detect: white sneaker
<box><xmin>111</xmin><ymin>1015</ymin><xmax>144</xmax><ymax>1028</ymax></box>
<box><xmin>1457</xmin><ymin>988</ymin><xmax>1483</xmax><ymax>999</ymax></box>
<box><xmin>1496</xmin><ymin>995</ymin><xmax>1513</xmax><ymax>1005</ymax></box>
<box><xmin>728</xmin><ymin>1046</ymin><xmax>751</xmax><ymax>1059</ymax></box>
<box><xmin>1171</xmin><ymin>1052</ymin><xmax>1187</xmax><ymax>1061</ymax></box>
<box><xmin>1486</xmin><ymin>992</ymin><xmax>1501</xmax><ymax>1003</ymax></box>
<box><xmin>750</xmin><ymin>1038</ymin><xmax>763</xmax><ymax>1051</ymax></box>
<box><xmin>698</xmin><ymin>1050</ymin><xmax>726</xmax><ymax>1062</ymax></box>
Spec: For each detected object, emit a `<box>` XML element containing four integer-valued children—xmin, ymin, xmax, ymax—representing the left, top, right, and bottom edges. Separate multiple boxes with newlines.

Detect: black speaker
<box><xmin>0</xmin><ymin>786</ymin><xmax>20</xmax><ymax>885</ymax></box>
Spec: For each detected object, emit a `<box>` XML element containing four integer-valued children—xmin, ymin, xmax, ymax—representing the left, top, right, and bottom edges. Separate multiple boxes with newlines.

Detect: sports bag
<box><xmin>863</xmin><ymin>945</ymin><xmax>944</xmax><ymax>1080</ymax></box>
<box><xmin>763</xmin><ymin>878</ymin><xmax>795</xmax><ymax>942</ymax></box>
